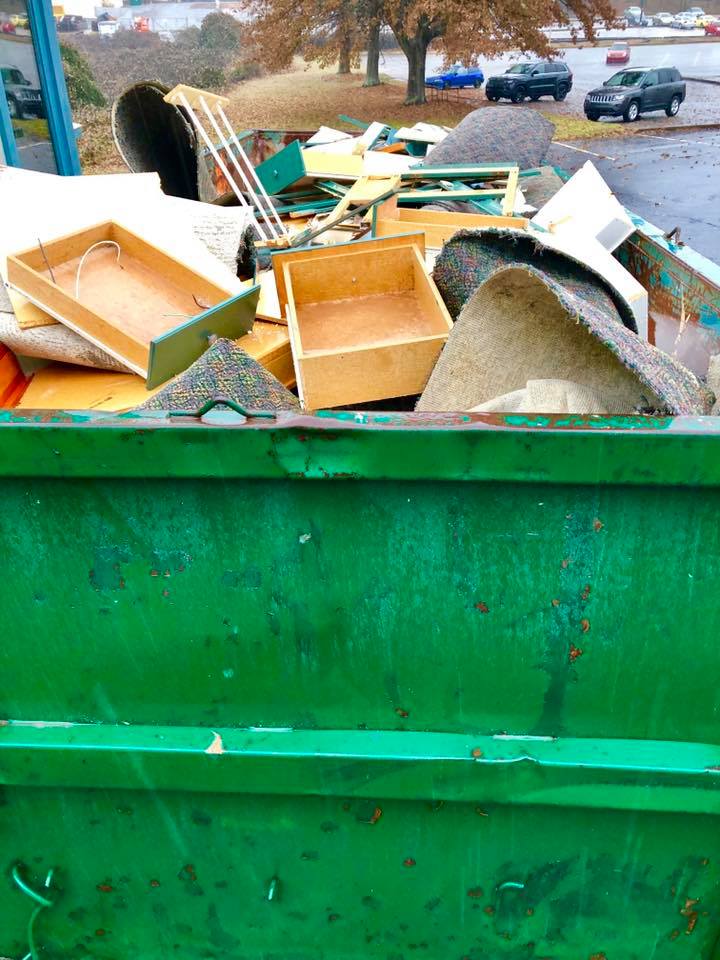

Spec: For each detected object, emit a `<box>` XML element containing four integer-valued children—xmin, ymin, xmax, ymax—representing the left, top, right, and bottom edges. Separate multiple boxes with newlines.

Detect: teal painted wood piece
<box><xmin>147</xmin><ymin>284</ymin><xmax>259</xmax><ymax>388</ymax></box>
<box><xmin>255</xmin><ymin>139</ymin><xmax>307</xmax><ymax>195</ymax></box>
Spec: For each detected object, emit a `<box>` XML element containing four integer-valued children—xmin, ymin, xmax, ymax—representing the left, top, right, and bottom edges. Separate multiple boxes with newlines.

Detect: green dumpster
<box><xmin>2</xmin><ymin>214</ymin><xmax>720</xmax><ymax>959</ymax></box>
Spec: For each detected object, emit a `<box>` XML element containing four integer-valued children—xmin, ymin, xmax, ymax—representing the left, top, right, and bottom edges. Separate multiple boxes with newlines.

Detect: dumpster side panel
<box><xmin>4</xmin><ymin>787</ymin><xmax>720</xmax><ymax>960</ymax></box>
<box><xmin>3</xmin><ymin>422</ymin><xmax>720</xmax><ymax>958</ymax></box>
<box><xmin>2</xmin><ymin>475</ymin><xmax>720</xmax><ymax>741</ymax></box>
<box><xmin>618</xmin><ymin>220</ymin><xmax>720</xmax><ymax>378</ymax></box>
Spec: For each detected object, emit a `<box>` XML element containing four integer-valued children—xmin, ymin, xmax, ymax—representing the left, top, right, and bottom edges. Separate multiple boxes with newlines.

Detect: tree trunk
<box><xmin>363</xmin><ymin>21</ymin><xmax>381</xmax><ymax>86</ymax></box>
<box><xmin>338</xmin><ymin>33</ymin><xmax>352</xmax><ymax>74</ymax></box>
<box><xmin>402</xmin><ymin>35</ymin><xmax>428</xmax><ymax>104</ymax></box>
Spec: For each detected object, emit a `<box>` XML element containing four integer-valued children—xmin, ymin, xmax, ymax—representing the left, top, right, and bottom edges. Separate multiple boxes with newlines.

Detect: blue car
<box><xmin>425</xmin><ymin>64</ymin><xmax>485</xmax><ymax>90</ymax></box>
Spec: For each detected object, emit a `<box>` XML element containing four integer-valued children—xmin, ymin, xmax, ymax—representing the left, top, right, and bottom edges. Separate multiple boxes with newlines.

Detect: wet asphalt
<box><xmin>546</xmin><ymin>128</ymin><xmax>720</xmax><ymax>260</ymax></box>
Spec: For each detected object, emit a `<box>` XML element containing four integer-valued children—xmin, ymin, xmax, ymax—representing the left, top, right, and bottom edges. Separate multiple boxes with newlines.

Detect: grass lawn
<box><xmin>223</xmin><ymin>61</ymin><xmax>634</xmax><ymax>139</ymax></box>
<box><xmin>79</xmin><ymin>59</ymin><xmax>631</xmax><ymax>174</ymax></box>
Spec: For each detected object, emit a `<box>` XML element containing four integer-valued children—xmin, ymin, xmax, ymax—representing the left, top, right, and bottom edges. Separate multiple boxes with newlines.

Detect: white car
<box><xmin>652</xmin><ymin>11</ymin><xmax>674</xmax><ymax>24</ymax></box>
<box><xmin>673</xmin><ymin>12</ymin><xmax>697</xmax><ymax>27</ymax></box>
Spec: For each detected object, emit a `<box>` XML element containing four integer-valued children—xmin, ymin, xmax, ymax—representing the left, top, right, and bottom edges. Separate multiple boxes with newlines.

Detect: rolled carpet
<box><xmin>418</xmin><ymin>265</ymin><xmax>713</xmax><ymax>416</ymax></box>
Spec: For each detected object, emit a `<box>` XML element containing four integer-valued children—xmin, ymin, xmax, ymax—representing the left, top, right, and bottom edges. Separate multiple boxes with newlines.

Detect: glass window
<box><xmin>506</xmin><ymin>64</ymin><xmax>532</xmax><ymax>74</ymax></box>
<box><xmin>606</xmin><ymin>69</ymin><xmax>647</xmax><ymax>86</ymax></box>
<box><xmin>643</xmin><ymin>70</ymin><xmax>659</xmax><ymax>86</ymax></box>
<box><xmin>0</xmin><ymin>0</ymin><xmax>57</xmax><ymax>172</ymax></box>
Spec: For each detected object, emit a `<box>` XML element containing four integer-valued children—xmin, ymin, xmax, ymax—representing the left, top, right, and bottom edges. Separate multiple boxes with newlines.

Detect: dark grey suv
<box><xmin>584</xmin><ymin>66</ymin><xmax>685</xmax><ymax>122</ymax></box>
<box><xmin>485</xmin><ymin>61</ymin><xmax>573</xmax><ymax>103</ymax></box>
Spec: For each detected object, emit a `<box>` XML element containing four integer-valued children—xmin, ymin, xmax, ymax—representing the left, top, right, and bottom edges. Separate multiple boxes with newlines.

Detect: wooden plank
<box><xmin>376</xmin><ymin>142</ymin><xmax>410</xmax><ymax>154</ymax></box>
<box><xmin>374</xmin><ymin>216</ymin><xmax>528</xmax><ymax>248</ymax></box>
<box><xmin>14</xmin><ymin>298</ymin><xmax>58</xmax><ymax>329</ymax></box>
<box><xmin>395</xmin><ymin>123</ymin><xmax>448</xmax><ymax>144</ymax></box>
<box><xmin>164</xmin><ymin>84</ymin><xmax>230</xmax><ymax>110</ymax></box>
<box><xmin>253</xmin><ymin>271</ymin><xmax>284</xmax><ymax>325</ymax></box>
<box><xmin>401</xmin><ymin>164</ymin><xmax>518</xmax><ymax>180</ymax></box>
<box><xmin>236</xmin><ymin>320</ymin><xmax>294</xmax><ymax>387</ymax></box>
<box><xmin>398</xmin><ymin>188</ymin><xmax>507</xmax><ymax>203</ymax></box>
<box><xmin>0</xmin><ymin>347</ymin><xmax>27</xmax><ymax>407</ymax></box>
<box><xmin>501</xmin><ymin>166</ymin><xmax>520</xmax><ymax>218</ymax></box>
<box><xmin>343</xmin><ymin>176</ymin><xmax>401</xmax><ymax>207</ymax></box>
<box><xmin>302</xmin><ymin>151</ymin><xmax>363</xmax><ymax>180</ymax></box>
<box><xmin>317</xmin><ymin>175</ymin><xmax>400</xmax><ymax>227</ymax></box>
<box><xmin>356</xmin><ymin>121</ymin><xmax>389</xmax><ymax>151</ymax></box>
<box><xmin>17</xmin><ymin>365</ymin><xmax>160</xmax><ymax>411</ymax></box>
<box><xmin>271</xmin><ymin>232</ymin><xmax>425</xmax><ymax>315</ymax></box>
<box><xmin>289</xmin><ymin>184</ymin><xmax>404</xmax><ymax>247</ymax></box>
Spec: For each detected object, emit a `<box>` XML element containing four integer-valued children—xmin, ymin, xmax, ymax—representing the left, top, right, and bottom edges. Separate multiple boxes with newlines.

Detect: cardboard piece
<box><xmin>531</xmin><ymin>161</ymin><xmax>635</xmax><ymax>252</ymax></box>
<box><xmin>395</xmin><ymin>122</ymin><xmax>449</xmax><ymax>144</ymax></box>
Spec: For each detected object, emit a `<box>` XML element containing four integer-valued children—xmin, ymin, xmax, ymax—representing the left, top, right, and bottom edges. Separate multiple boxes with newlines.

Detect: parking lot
<box><xmin>547</xmin><ymin>128</ymin><xmax>720</xmax><ymax>258</ymax></box>
<box><xmin>376</xmin><ymin>41</ymin><xmax>720</xmax><ymax>125</ymax></box>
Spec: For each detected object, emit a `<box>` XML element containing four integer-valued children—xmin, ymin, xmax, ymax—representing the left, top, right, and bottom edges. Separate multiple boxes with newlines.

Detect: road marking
<box><xmin>634</xmin><ymin>134</ymin><xmax>718</xmax><ymax>148</ymax></box>
<box><xmin>553</xmin><ymin>141</ymin><xmax>617</xmax><ymax>161</ymax></box>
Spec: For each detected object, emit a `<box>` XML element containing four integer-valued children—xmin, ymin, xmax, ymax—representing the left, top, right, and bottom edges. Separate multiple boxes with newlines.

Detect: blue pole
<box><xmin>0</xmin><ymin>75</ymin><xmax>21</xmax><ymax>167</ymax></box>
<box><xmin>26</xmin><ymin>0</ymin><xmax>81</xmax><ymax>174</ymax></box>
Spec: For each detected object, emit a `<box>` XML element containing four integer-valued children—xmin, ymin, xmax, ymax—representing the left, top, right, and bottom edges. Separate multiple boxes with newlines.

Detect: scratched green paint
<box><xmin>3</xmin><ymin>420</ymin><xmax>720</xmax><ymax>957</ymax></box>
<box><xmin>0</xmin><ymin>430</ymin><xmax>720</xmax><ymax>960</ymax></box>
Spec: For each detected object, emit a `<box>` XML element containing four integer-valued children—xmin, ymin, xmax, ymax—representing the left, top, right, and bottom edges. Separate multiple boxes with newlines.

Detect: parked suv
<box><xmin>584</xmin><ymin>66</ymin><xmax>685</xmax><ymax>122</ymax></box>
<box><xmin>0</xmin><ymin>64</ymin><xmax>45</xmax><ymax>120</ymax></box>
<box><xmin>485</xmin><ymin>61</ymin><xmax>573</xmax><ymax>103</ymax></box>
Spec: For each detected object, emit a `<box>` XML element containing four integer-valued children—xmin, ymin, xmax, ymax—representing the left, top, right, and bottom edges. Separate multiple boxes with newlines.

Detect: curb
<box><xmin>684</xmin><ymin>75</ymin><xmax>720</xmax><ymax>85</ymax></box>
<box><xmin>554</xmin><ymin>34</ymin><xmax>720</xmax><ymax>48</ymax></box>
<box><xmin>633</xmin><ymin>121</ymin><xmax>720</xmax><ymax>134</ymax></box>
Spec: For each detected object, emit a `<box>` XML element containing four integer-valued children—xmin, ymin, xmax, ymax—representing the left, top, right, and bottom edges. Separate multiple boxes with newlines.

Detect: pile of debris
<box><xmin>0</xmin><ymin>84</ymin><xmax>713</xmax><ymax>416</ymax></box>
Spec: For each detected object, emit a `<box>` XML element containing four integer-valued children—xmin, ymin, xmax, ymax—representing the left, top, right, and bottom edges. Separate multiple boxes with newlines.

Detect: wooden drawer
<box><xmin>7</xmin><ymin>222</ymin><xmax>259</xmax><ymax>389</ymax></box>
<box><xmin>279</xmin><ymin>241</ymin><xmax>452</xmax><ymax>409</ymax></box>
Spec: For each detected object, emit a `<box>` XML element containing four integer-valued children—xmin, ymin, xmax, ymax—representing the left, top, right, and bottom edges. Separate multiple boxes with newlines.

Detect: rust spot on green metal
<box><xmin>681</xmin><ymin>897</ymin><xmax>700</xmax><ymax>934</ymax></box>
